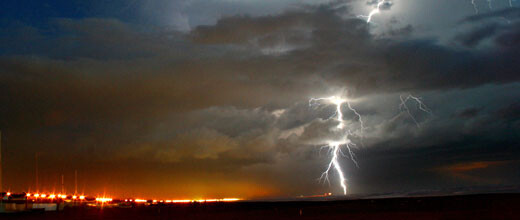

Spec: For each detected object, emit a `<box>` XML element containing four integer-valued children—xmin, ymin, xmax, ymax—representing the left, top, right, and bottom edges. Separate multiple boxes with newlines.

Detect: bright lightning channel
<box><xmin>309</xmin><ymin>96</ymin><xmax>363</xmax><ymax>195</ymax></box>
<box><xmin>358</xmin><ymin>0</ymin><xmax>391</xmax><ymax>23</ymax></box>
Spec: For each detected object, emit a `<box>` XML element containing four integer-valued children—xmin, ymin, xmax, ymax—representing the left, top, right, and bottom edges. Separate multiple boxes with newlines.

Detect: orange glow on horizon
<box><xmin>16</xmin><ymin>179</ymin><xmax>272</xmax><ymax>200</ymax></box>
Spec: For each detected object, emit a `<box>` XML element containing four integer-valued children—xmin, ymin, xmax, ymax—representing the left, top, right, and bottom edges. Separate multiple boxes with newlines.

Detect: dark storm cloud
<box><xmin>455</xmin><ymin>24</ymin><xmax>501</xmax><ymax>47</ymax></box>
<box><xmin>355</xmin><ymin>141</ymin><xmax>520</xmax><ymax>193</ymax></box>
<box><xmin>380</xmin><ymin>25</ymin><xmax>414</xmax><ymax>38</ymax></box>
<box><xmin>4</xmin><ymin>4</ymin><xmax>519</xmax><ymax>101</ymax></box>
<box><xmin>455</xmin><ymin>107</ymin><xmax>481</xmax><ymax>118</ymax></box>
<box><xmin>191</xmin><ymin>12</ymin><xmax>313</xmax><ymax>45</ymax></box>
<box><xmin>0</xmin><ymin>1</ymin><xmax>519</xmax><ymax>197</ymax></box>
<box><xmin>462</xmin><ymin>7</ymin><xmax>520</xmax><ymax>23</ymax></box>
<box><xmin>191</xmin><ymin>5</ymin><xmax>520</xmax><ymax>94</ymax></box>
<box><xmin>455</xmin><ymin>8</ymin><xmax>520</xmax><ymax>48</ymax></box>
<box><xmin>0</xmin><ymin>18</ymin><xmax>193</xmax><ymax>59</ymax></box>
<box><xmin>495</xmin><ymin>101</ymin><xmax>520</xmax><ymax>120</ymax></box>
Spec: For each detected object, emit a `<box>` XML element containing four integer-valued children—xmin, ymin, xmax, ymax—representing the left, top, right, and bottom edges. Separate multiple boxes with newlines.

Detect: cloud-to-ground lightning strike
<box><xmin>399</xmin><ymin>94</ymin><xmax>433</xmax><ymax>128</ymax></box>
<box><xmin>310</xmin><ymin>94</ymin><xmax>431</xmax><ymax>194</ymax></box>
<box><xmin>309</xmin><ymin>96</ymin><xmax>363</xmax><ymax>195</ymax></box>
<box><xmin>358</xmin><ymin>0</ymin><xmax>391</xmax><ymax>23</ymax></box>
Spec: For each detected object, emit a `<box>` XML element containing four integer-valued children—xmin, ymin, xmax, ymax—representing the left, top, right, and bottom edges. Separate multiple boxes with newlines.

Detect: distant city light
<box><xmin>172</xmin><ymin>200</ymin><xmax>191</xmax><ymax>203</ymax></box>
<box><xmin>2</xmin><ymin>190</ymin><xmax>242</xmax><ymax>205</ymax></box>
<box><xmin>95</xmin><ymin>197</ymin><xmax>113</xmax><ymax>203</ymax></box>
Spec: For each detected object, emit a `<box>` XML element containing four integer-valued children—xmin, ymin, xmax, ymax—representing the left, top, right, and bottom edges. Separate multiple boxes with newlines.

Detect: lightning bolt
<box><xmin>310</xmin><ymin>96</ymin><xmax>362</xmax><ymax>195</ymax></box>
<box><xmin>359</xmin><ymin>0</ymin><xmax>515</xmax><ymax>23</ymax></box>
<box><xmin>488</xmin><ymin>0</ymin><xmax>494</xmax><ymax>9</ymax></box>
<box><xmin>471</xmin><ymin>0</ymin><xmax>480</xmax><ymax>14</ymax></box>
<box><xmin>399</xmin><ymin>94</ymin><xmax>433</xmax><ymax>128</ymax></box>
<box><xmin>471</xmin><ymin>0</ymin><xmax>515</xmax><ymax>14</ymax></box>
<box><xmin>358</xmin><ymin>0</ymin><xmax>391</xmax><ymax>23</ymax></box>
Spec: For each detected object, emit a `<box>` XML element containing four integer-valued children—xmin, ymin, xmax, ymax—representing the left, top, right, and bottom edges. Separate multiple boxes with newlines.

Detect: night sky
<box><xmin>0</xmin><ymin>0</ymin><xmax>519</xmax><ymax>199</ymax></box>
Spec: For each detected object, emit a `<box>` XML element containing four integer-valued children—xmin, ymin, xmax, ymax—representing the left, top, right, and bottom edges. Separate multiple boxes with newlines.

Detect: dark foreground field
<box><xmin>2</xmin><ymin>193</ymin><xmax>519</xmax><ymax>220</ymax></box>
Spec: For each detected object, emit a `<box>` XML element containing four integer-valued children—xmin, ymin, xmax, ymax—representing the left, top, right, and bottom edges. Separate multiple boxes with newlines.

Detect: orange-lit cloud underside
<box><xmin>440</xmin><ymin>161</ymin><xmax>508</xmax><ymax>172</ymax></box>
<box><xmin>433</xmin><ymin>160</ymin><xmax>515</xmax><ymax>184</ymax></box>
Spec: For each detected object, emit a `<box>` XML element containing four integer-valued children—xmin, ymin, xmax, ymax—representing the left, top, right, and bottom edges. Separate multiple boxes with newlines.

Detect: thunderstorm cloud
<box><xmin>0</xmin><ymin>0</ymin><xmax>519</xmax><ymax>198</ymax></box>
